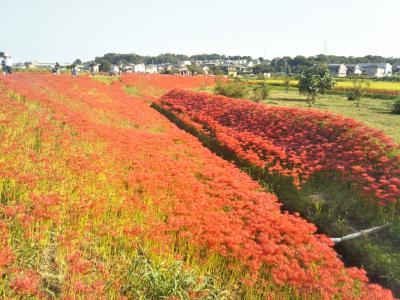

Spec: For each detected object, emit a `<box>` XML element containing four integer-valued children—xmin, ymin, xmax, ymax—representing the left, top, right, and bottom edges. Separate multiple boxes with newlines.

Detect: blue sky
<box><xmin>2</xmin><ymin>0</ymin><xmax>399</xmax><ymax>62</ymax></box>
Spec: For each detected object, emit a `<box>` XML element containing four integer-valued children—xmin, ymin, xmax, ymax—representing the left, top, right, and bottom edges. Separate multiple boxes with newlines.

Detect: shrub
<box><xmin>347</xmin><ymin>93</ymin><xmax>356</xmax><ymax>101</ymax></box>
<box><xmin>214</xmin><ymin>78</ymin><xmax>248</xmax><ymax>99</ymax></box>
<box><xmin>250</xmin><ymin>82</ymin><xmax>269</xmax><ymax>103</ymax></box>
<box><xmin>390</xmin><ymin>99</ymin><xmax>400</xmax><ymax>114</ymax></box>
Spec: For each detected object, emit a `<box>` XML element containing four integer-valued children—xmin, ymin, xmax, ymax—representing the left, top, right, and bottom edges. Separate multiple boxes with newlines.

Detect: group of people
<box><xmin>109</xmin><ymin>65</ymin><xmax>121</xmax><ymax>76</ymax></box>
<box><xmin>1</xmin><ymin>53</ymin><xmax>13</xmax><ymax>75</ymax></box>
<box><xmin>52</xmin><ymin>63</ymin><xmax>98</xmax><ymax>76</ymax></box>
<box><xmin>52</xmin><ymin>62</ymin><xmax>78</xmax><ymax>76</ymax></box>
<box><xmin>1</xmin><ymin>52</ymin><xmax>106</xmax><ymax>77</ymax></box>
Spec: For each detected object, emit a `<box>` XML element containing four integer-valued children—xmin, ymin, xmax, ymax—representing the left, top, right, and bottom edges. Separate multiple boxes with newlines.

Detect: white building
<box><xmin>145</xmin><ymin>65</ymin><xmax>158</xmax><ymax>74</ymax></box>
<box><xmin>178</xmin><ymin>60</ymin><xmax>191</xmax><ymax>67</ymax></box>
<box><xmin>202</xmin><ymin>66</ymin><xmax>210</xmax><ymax>75</ymax></box>
<box><xmin>134</xmin><ymin>63</ymin><xmax>146</xmax><ymax>73</ymax></box>
<box><xmin>359</xmin><ymin>63</ymin><xmax>392</xmax><ymax>77</ymax></box>
<box><xmin>346</xmin><ymin>64</ymin><xmax>363</xmax><ymax>76</ymax></box>
<box><xmin>328</xmin><ymin>64</ymin><xmax>347</xmax><ymax>77</ymax></box>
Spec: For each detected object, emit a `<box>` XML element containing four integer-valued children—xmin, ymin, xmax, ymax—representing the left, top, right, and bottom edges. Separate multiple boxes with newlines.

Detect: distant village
<box><xmin>13</xmin><ymin>55</ymin><xmax>400</xmax><ymax>78</ymax></box>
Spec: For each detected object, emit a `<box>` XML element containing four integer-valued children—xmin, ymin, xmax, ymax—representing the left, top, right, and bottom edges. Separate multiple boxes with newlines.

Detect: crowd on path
<box><xmin>1</xmin><ymin>51</ymin><xmax>123</xmax><ymax>77</ymax></box>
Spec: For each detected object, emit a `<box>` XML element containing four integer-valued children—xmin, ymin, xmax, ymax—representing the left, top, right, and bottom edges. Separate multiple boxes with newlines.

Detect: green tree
<box><xmin>99</xmin><ymin>61</ymin><xmax>111</xmax><ymax>72</ymax></box>
<box><xmin>73</xmin><ymin>58</ymin><xmax>82</xmax><ymax>65</ymax></box>
<box><xmin>210</xmin><ymin>66</ymin><xmax>224</xmax><ymax>76</ymax></box>
<box><xmin>256</xmin><ymin>73</ymin><xmax>265</xmax><ymax>81</ymax></box>
<box><xmin>348</xmin><ymin>76</ymin><xmax>370</xmax><ymax>107</ymax></box>
<box><xmin>251</xmin><ymin>81</ymin><xmax>269</xmax><ymax>103</ymax></box>
<box><xmin>298</xmin><ymin>64</ymin><xmax>336</xmax><ymax>106</ymax></box>
<box><xmin>187</xmin><ymin>64</ymin><xmax>204</xmax><ymax>75</ymax></box>
<box><xmin>283</xmin><ymin>75</ymin><xmax>291</xmax><ymax>93</ymax></box>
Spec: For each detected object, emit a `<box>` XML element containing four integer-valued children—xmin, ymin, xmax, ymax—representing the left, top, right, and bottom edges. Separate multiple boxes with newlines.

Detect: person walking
<box><xmin>1</xmin><ymin>58</ymin><xmax>6</xmax><ymax>75</ymax></box>
<box><xmin>89</xmin><ymin>63</ymin><xmax>96</xmax><ymax>76</ymax></box>
<box><xmin>4</xmin><ymin>54</ymin><xmax>13</xmax><ymax>74</ymax></box>
<box><xmin>53</xmin><ymin>62</ymin><xmax>61</xmax><ymax>75</ymax></box>
<box><xmin>71</xmin><ymin>64</ymin><xmax>77</xmax><ymax>76</ymax></box>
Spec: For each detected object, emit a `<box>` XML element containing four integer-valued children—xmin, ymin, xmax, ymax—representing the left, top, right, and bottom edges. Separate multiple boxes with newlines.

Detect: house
<box><xmin>75</xmin><ymin>64</ymin><xmax>85</xmax><ymax>72</ymax></box>
<box><xmin>81</xmin><ymin>63</ymin><xmax>100</xmax><ymax>73</ymax></box>
<box><xmin>248</xmin><ymin>60</ymin><xmax>261</xmax><ymax>68</ymax></box>
<box><xmin>203</xmin><ymin>60</ymin><xmax>221</xmax><ymax>67</ymax></box>
<box><xmin>203</xmin><ymin>62</ymin><xmax>218</xmax><ymax>68</ymax></box>
<box><xmin>328</xmin><ymin>64</ymin><xmax>347</xmax><ymax>77</ymax></box>
<box><xmin>238</xmin><ymin>66</ymin><xmax>251</xmax><ymax>74</ymax></box>
<box><xmin>23</xmin><ymin>61</ymin><xmax>35</xmax><ymax>68</ymax></box>
<box><xmin>346</xmin><ymin>64</ymin><xmax>363</xmax><ymax>76</ymax></box>
<box><xmin>145</xmin><ymin>65</ymin><xmax>158</xmax><ymax>74</ymax></box>
<box><xmin>202</xmin><ymin>66</ymin><xmax>210</xmax><ymax>75</ymax></box>
<box><xmin>179</xmin><ymin>60</ymin><xmax>191</xmax><ymax>67</ymax></box>
<box><xmin>35</xmin><ymin>62</ymin><xmax>55</xmax><ymax>68</ymax></box>
<box><xmin>133</xmin><ymin>63</ymin><xmax>145</xmax><ymax>73</ymax></box>
<box><xmin>220</xmin><ymin>65</ymin><xmax>238</xmax><ymax>77</ymax></box>
<box><xmin>359</xmin><ymin>63</ymin><xmax>392</xmax><ymax>77</ymax></box>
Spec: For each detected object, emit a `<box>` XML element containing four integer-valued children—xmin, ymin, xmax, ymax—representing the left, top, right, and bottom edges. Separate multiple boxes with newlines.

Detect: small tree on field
<box><xmin>251</xmin><ymin>81</ymin><xmax>269</xmax><ymax>103</ymax></box>
<box><xmin>298</xmin><ymin>64</ymin><xmax>336</xmax><ymax>106</ymax></box>
<box><xmin>187</xmin><ymin>64</ymin><xmax>204</xmax><ymax>75</ymax></box>
<box><xmin>390</xmin><ymin>98</ymin><xmax>400</xmax><ymax>114</ymax></box>
<box><xmin>348</xmin><ymin>76</ymin><xmax>370</xmax><ymax>107</ymax></box>
<box><xmin>283</xmin><ymin>75</ymin><xmax>291</xmax><ymax>93</ymax></box>
<box><xmin>256</xmin><ymin>73</ymin><xmax>265</xmax><ymax>81</ymax></box>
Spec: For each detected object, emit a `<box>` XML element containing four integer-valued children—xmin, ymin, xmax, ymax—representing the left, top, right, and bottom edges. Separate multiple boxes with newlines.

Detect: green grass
<box><xmin>123</xmin><ymin>86</ymin><xmax>142</xmax><ymax>97</ymax></box>
<box><xmin>91</xmin><ymin>75</ymin><xmax>121</xmax><ymax>84</ymax></box>
<box><xmin>263</xmin><ymin>87</ymin><xmax>400</xmax><ymax>143</ymax></box>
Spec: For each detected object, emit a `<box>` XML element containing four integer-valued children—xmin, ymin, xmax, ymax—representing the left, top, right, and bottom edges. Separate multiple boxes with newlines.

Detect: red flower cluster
<box><xmin>159</xmin><ymin>90</ymin><xmax>400</xmax><ymax>207</ymax></box>
<box><xmin>0</xmin><ymin>74</ymin><xmax>393</xmax><ymax>298</ymax></box>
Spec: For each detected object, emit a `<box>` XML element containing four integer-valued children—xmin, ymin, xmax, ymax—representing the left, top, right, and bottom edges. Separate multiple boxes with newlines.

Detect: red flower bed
<box><xmin>0</xmin><ymin>74</ymin><xmax>393</xmax><ymax>298</ymax></box>
<box><xmin>159</xmin><ymin>89</ymin><xmax>400</xmax><ymax>207</ymax></box>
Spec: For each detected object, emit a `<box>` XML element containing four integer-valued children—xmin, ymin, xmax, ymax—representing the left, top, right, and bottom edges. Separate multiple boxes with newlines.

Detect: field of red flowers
<box><xmin>0</xmin><ymin>74</ymin><xmax>394</xmax><ymax>299</ymax></box>
<box><xmin>158</xmin><ymin>89</ymin><xmax>400</xmax><ymax>208</ymax></box>
<box><xmin>120</xmin><ymin>73</ymin><xmax>218</xmax><ymax>97</ymax></box>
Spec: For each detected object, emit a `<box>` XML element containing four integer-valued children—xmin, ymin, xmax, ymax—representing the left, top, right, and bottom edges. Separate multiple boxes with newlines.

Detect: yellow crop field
<box><xmin>336</xmin><ymin>80</ymin><xmax>400</xmax><ymax>91</ymax></box>
<box><xmin>249</xmin><ymin>79</ymin><xmax>400</xmax><ymax>92</ymax></box>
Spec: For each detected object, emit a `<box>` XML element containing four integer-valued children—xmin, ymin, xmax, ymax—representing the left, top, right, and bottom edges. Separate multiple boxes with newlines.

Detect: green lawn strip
<box><xmin>263</xmin><ymin>87</ymin><xmax>400</xmax><ymax>143</ymax></box>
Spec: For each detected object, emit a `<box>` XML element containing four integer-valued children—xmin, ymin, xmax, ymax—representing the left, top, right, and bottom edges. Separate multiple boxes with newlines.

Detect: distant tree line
<box><xmin>92</xmin><ymin>52</ymin><xmax>400</xmax><ymax>74</ymax></box>
<box><xmin>256</xmin><ymin>55</ymin><xmax>400</xmax><ymax>74</ymax></box>
<box><xmin>93</xmin><ymin>53</ymin><xmax>258</xmax><ymax>71</ymax></box>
